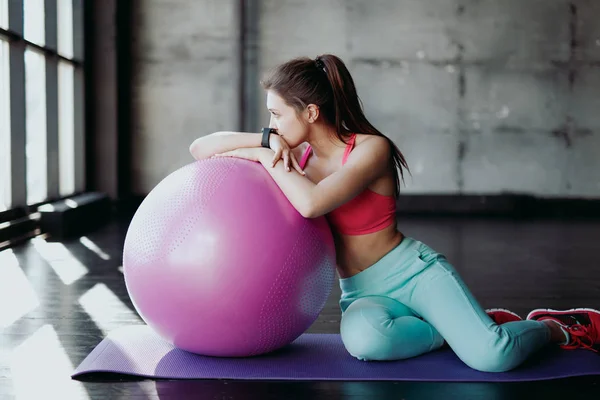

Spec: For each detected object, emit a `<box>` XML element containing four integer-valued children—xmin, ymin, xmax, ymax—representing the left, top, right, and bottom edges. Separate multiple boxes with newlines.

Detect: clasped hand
<box><xmin>213</xmin><ymin>134</ymin><xmax>305</xmax><ymax>175</ymax></box>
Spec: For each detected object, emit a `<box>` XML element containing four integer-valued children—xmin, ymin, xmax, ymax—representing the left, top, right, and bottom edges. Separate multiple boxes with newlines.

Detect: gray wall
<box><xmin>91</xmin><ymin>0</ymin><xmax>118</xmax><ymax>199</ymax></box>
<box><xmin>131</xmin><ymin>0</ymin><xmax>239</xmax><ymax>194</ymax></box>
<box><xmin>131</xmin><ymin>0</ymin><xmax>600</xmax><ymax>197</ymax></box>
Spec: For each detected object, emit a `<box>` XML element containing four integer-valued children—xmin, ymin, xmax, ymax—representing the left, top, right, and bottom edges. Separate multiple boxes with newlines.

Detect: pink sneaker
<box><xmin>486</xmin><ymin>308</ymin><xmax>523</xmax><ymax>324</ymax></box>
<box><xmin>527</xmin><ymin>308</ymin><xmax>600</xmax><ymax>353</ymax></box>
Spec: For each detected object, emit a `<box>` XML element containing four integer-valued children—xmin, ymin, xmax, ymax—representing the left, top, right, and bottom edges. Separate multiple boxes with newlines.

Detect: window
<box><xmin>1</xmin><ymin>0</ymin><xmax>85</xmax><ymax>218</ymax></box>
<box><xmin>0</xmin><ymin>37</ymin><xmax>10</xmax><ymax>211</ymax></box>
<box><xmin>0</xmin><ymin>0</ymin><xmax>8</xmax><ymax>30</ymax></box>
<box><xmin>24</xmin><ymin>0</ymin><xmax>45</xmax><ymax>46</ymax></box>
<box><xmin>58</xmin><ymin>60</ymin><xmax>74</xmax><ymax>196</ymax></box>
<box><xmin>25</xmin><ymin>48</ymin><xmax>48</xmax><ymax>205</ymax></box>
<box><xmin>57</xmin><ymin>0</ymin><xmax>73</xmax><ymax>59</ymax></box>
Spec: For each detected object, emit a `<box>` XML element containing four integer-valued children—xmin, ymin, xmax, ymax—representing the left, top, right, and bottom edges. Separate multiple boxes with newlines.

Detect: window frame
<box><xmin>0</xmin><ymin>0</ymin><xmax>84</xmax><ymax>223</ymax></box>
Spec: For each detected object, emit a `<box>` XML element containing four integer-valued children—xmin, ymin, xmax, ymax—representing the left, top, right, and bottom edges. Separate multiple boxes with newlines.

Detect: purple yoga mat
<box><xmin>71</xmin><ymin>325</ymin><xmax>600</xmax><ymax>382</ymax></box>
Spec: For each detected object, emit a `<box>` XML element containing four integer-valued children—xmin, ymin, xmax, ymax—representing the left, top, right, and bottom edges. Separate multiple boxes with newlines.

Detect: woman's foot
<box><xmin>527</xmin><ymin>308</ymin><xmax>600</xmax><ymax>353</ymax></box>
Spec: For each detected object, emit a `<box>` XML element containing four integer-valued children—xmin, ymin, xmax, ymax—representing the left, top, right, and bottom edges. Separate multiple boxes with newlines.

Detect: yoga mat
<box><xmin>72</xmin><ymin>325</ymin><xmax>600</xmax><ymax>382</ymax></box>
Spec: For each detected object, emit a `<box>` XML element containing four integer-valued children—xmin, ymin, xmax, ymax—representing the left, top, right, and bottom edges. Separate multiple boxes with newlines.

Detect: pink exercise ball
<box><xmin>122</xmin><ymin>158</ymin><xmax>336</xmax><ymax>357</ymax></box>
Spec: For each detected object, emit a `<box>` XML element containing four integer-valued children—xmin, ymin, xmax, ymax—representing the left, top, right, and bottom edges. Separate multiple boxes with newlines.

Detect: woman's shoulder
<box><xmin>352</xmin><ymin>133</ymin><xmax>391</xmax><ymax>158</ymax></box>
<box><xmin>354</xmin><ymin>132</ymin><xmax>387</xmax><ymax>145</ymax></box>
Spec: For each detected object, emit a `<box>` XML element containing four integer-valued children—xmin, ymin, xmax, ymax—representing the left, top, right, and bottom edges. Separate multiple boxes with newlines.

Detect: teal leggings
<box><xmin>339</xmin><ymin>237</ymin><xmax>552</xmax><ymax>373</ymax></box>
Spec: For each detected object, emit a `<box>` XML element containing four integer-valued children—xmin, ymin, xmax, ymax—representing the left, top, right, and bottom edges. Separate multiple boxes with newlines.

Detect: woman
<box><xmin>189</xmin><ymin>54</ymin><xmax>598</xmax><ymax>372</ymax></box>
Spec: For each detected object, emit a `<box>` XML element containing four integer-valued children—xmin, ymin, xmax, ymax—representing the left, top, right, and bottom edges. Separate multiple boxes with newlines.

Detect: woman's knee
<box><xmin>340</xmin><ymin>309</ymin><xmax>391</xmax><ymax>361</ymax></box>
<box><xmin>340</xmin><ymin>297</ymin><xmax>415</xmax><ymax>361</ymax></box>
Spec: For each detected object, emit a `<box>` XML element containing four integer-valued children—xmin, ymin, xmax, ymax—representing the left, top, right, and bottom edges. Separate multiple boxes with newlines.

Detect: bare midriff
<box><xmin>332</xmin><ymin>222</ymin><xmax>404</xmax><ymax>278</ymax></box>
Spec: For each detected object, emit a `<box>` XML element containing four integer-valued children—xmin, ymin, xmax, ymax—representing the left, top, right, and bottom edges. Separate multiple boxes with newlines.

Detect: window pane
<box><xmin>58</xmin><ymin>60</ymin><xmax>74</xmax><ymax>196</ymax></box>
<box><xmin>0</xmin><ymin>0</ymin><xmax>8</xmax><ymax>30</ymax></box>
<box><xmin>25</xmin><ymin>48</ymin><xmax>47</xmax><ymax>205</ymax></box>
<box><xmin>73</xmin><ymin>65</ymin><xmax>84</xmax><ymax>192</ymax></box>
<box><xmin>0</xmin><ymin>39</ymin><xmax>10</xmax><ymax>211</ymax></box>
<box><xmin>57</xmin><ymin>0</ymin><xmax>73</xmax><ymax>59</ymax></box>
<box><xmin>24</xmin><ymin>0</ymin><xmax>45</xmax><ymax>46</ymax></box>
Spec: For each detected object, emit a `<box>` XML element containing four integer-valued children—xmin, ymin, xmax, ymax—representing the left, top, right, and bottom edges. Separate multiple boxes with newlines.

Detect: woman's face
<box><xmin>266</xmin><ymin>90</ymin><xmax>309</xmax><ymax>148</ymax></box>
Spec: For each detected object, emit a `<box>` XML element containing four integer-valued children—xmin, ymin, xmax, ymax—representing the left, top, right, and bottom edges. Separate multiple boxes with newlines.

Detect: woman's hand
<box><xmin>212</xmin><ymin>147</ymin><xmax>271</xmax><ymax>163</ymax></box>
<box><xmin>269</xmin><ymin>135</ymin><xmax>305</xmax><ymax>175</ymax></box>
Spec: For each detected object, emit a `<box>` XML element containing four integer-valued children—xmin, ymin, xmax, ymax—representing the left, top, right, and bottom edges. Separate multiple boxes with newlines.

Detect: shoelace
<box><xmin>562</xmin><ymin>324</ymin><xmax>598</xmax><ymax>353</ymax></box>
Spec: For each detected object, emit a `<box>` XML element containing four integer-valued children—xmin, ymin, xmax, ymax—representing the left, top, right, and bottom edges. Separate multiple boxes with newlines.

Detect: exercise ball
<box><xmin>122</xmin><ymin>158</ymin><xmax>336</xmax><ymax>357</ymax></box>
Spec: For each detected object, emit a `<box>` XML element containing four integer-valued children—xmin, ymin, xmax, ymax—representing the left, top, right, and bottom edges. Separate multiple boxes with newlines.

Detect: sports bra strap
<box><xmin>299</xmin><ymin>145</ymin><xmax>312</xmax><ymax>169</ymax></box>
<box><xmin>299</xmin><ymin>134</ymin><xmax>356</xmax><ymax>169</ymax></box>
<box><xmin>341</xmin><ymin>134</ymin><xmax>356</xmax><ymax>165</ymax></box>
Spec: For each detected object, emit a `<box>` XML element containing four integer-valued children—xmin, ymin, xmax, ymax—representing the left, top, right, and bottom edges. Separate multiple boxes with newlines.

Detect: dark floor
<box><xmin>1</xmin><ymin>216</ymin><xmax>599</xmax><ymax>399</ymax></box>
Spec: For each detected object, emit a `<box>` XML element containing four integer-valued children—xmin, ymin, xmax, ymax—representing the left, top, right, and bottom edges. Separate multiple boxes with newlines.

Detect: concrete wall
<box><xmin>90</xmin><ymin>0</ymin><xmax>118</xmax><ymax>199</ymax></box>
<box><xmin>131</xmin><ymin>0</ymin><xmax>239</xmax><ymax>194</ymax></box>
<box><xmin>132</xmin><ymin>0</ymin><xmax>600</xmax><ymax>197</ymax></box>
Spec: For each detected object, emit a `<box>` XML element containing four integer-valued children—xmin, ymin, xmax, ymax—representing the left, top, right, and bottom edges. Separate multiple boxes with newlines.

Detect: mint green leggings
<box><xmin>339</xmin><ymin>237</ymin><xmax>552</xmax><ymax>372</ymax></box>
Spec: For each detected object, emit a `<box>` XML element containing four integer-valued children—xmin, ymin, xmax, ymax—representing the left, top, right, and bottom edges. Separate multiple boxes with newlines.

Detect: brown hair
<box><xmin>260</xmin><ymin>54</ymin><xmax>410</xmax><ymax>197</ymax></box>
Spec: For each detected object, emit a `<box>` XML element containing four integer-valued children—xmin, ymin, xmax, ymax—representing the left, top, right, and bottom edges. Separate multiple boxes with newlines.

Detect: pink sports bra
<box><xmin>299</xmin><ymin>134</ymin><xmax>397</xmax><ymax>235</ymax></box>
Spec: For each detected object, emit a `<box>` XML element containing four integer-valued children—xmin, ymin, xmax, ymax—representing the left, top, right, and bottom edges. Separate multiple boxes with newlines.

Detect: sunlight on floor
<box><xmin>136</xmin><ymin>381</ymin><xmax>159</xmax><ymax>398</ymax></box>
<box><xmin>10</xmin><ymin>324</ymin><xmax>89</xmax><ymax>399</ymax></box>
<box><xmin>78</xmin><ymin>283</ymin><xmax>142</xmax><ymax>335</ymax></box>
<box><xmin>79</xmin><ymin>236</ymin><xmax>111</xmax><ymax>260</ymax></box>
<box><xmin>0</xmin><ymin>249</ymin><xmax>40</xmax><ymax>329</ymax></box>
<box><xmin>31</xmin><ymin>237</ymin><xmax>88</xmax><ymax>285</ymax></box>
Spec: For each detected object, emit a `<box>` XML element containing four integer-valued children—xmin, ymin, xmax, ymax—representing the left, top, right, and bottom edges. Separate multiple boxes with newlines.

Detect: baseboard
<box><xmin>396</xmin><ymin>195</ymin><xmax>600</xmax><ymax>219</ymax></box>
<box><xmin>116</xmin><ymin>194</ymin><xmax>600</xmax><ymax>220</ymax></box>
<box><xmin>0</xmin><ymin>213</ymin><xmax>41</xmax><ymax>250</ymax></box>
<box><xmin>38</xmin><ymin>192</ymin><xmax>113</xmax><ymax>240</ymax></box>
<box><xmin>0</xmin><ymin>208</ymin><xmax>27</xmax><ymax>225</ymax></box>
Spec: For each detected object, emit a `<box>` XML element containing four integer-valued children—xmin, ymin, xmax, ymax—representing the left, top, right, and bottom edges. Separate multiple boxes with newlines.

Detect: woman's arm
<box><xmin>189</xmin><ymin>131</ymin><xmax>267</xmax><ymax>160</ymax></box>
<box><xmin>191</xmin><ymin>131</ymin><xmax>305</xmax><ymax>174</ymax></box>
<box><xmin>258</xmin><ymin>136</ymin><xmax>390</xmax><ymax>218</ymax></box>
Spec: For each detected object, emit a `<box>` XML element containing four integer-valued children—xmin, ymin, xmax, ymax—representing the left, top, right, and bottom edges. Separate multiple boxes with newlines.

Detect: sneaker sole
<box><xmin>527</xmin><ymin>307</ymin><xmax>600</xmax><ymax>320</ymax></box>
<box><xmin>486</xmin><ymin>308</ymin><xmax>522</xmax><ymax>319</ymax></box>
